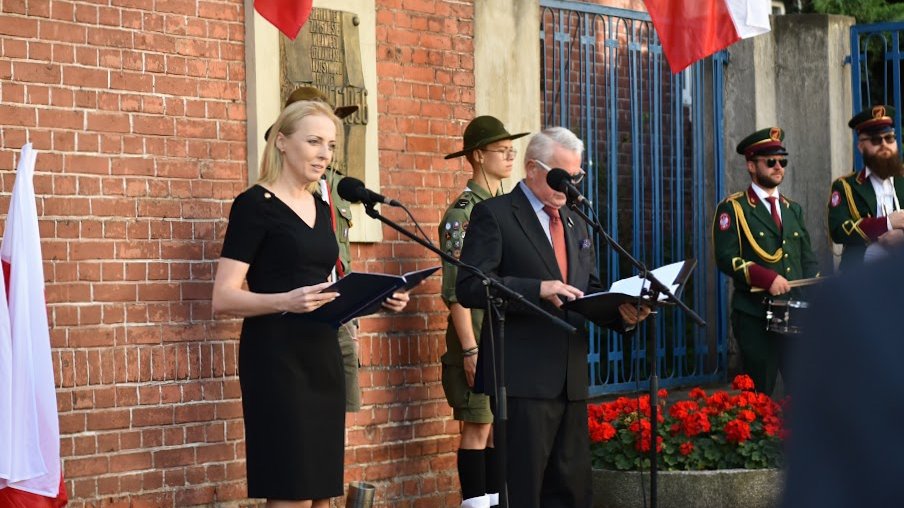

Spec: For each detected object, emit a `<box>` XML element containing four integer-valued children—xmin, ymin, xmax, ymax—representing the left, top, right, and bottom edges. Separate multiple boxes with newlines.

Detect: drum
<box><xmin>764</xmin><ymin>298</ymin><xmax>809</xmax><ymax>334</ymax></box>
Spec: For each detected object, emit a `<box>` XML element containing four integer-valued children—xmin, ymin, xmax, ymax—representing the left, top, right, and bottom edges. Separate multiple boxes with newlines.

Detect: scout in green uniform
<box><xmin>267</xmin><ymin>87</ymin><xmax>409</xmax><ymax>412</ymax></box>
<box><xmin>441</xmin><ymin>116</ymin><xmax>528</xmax><ymax>508</ymax></box>
<box><xmin>712</xmin><ymin>127</ymin><xmax>819</xmax><ymax>396</ymax></box>
<box><xmin>827</xmin><ymin>105</ymin><xmax>904</xmax><ymax>272</ymax></box>
<box><xmin>323</xmin><ymin>167</ymin><xmax>362</xmax><ymax>412</ymax></box>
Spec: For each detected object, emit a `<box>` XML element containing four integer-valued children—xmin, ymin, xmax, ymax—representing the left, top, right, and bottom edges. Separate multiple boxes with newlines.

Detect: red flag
<box><xmin>643</xmin><ymin>0</ymin><xmax>772</xmax><ymax>73</ymax></box>
<box><xmin>0</xmin><ymin>144</ymin><xmax>67</xmax><ymax>506</ymax></box>
<box><xmin>254</xmin><ymin>0</ymin><xmax>314</xmax><ymax>40</ymax></box>
<box><xmin>0</xmin><ymin>477</ymin><xmax>67</xmax><ymax>507</ymax></box>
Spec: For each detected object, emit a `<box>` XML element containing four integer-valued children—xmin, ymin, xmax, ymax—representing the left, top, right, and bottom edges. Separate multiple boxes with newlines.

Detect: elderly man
<box><xmin>828</xmin><ymin>105</ymin><xmax>904</xmax><ymax>270</ymax></box>
<box><xmin>456</xmin><ymin>127</ymin><xmax>648</xmax><ymax>508</ymax></box>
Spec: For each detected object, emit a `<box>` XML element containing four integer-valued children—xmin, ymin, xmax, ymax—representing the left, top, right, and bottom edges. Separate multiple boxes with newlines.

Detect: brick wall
<box><xmin>0</xmin><ymin>0</ymin><xmax>477</xmax><ymax>506</ymax></box>
<box><xmin>348</xmin><ymin>0</ymin><xmax>475</xmax><ymax>505</ymax></box>
<box><xmin>1</xmin><ymin>0</ymin><xmax>249</xmax><ymax>504</ymax></box>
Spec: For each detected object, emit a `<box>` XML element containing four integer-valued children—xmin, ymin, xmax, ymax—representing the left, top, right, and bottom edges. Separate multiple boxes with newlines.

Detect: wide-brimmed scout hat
<box><xmin>264</xmin><ymin>86</ymin><xmax>359</xmax><ymax>141</ymax></box>
<box><xmin>444</xmin><ymin>115</ymin><xmax>529</xmax><ymax>159</ymax></box>
<box><xmin>849</xmin><ymin>105</ymin><xmax>896</xmax><ymax>135</ymax></box>
<box><xmin>736</xmin><ymin>127</ymin><xmax>788</xmax><ymax>160</ymax></box>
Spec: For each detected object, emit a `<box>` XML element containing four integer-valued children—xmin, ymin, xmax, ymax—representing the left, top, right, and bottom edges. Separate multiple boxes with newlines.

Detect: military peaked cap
<box><xmin>736</xmin><ymin>127</ymin><xmax>788</xmax><ymax>160</ymax></box>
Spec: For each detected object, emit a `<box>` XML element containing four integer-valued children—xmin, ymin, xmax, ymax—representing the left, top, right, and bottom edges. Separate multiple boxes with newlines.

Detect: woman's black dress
<box><xmin>221</xmin><ymin>184</ymin><xmax>344</xmax><ymax>500</ymax></box>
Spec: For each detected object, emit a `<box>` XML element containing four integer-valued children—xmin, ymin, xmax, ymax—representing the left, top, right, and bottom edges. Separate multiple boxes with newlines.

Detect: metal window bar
<box><xmin>540</xmin><ymin>0</ymin><xmax>727</xmax><ymax>396</ymax></box>
<box><xmin>849</xmin><ymin>22</ymin><xmax>904</xmax><ymax>169</ymax></box>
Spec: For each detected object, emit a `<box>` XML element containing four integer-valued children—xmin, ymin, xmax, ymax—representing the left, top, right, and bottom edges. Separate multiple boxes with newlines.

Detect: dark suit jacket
<box><xmin>456</xmin><ymin>184</ymin><xmax>606</xmax><ymax>401</ymax></box>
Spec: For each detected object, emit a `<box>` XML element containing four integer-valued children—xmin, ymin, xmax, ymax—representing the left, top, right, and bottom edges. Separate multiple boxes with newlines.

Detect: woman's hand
<box><xmin>281</xmin><ymin>281</ymin><xmax>340</xmax><ymax>313</ymax></box>
<box><xmin>381</xmin><ymin>291</ymin><xmax>410</xmax><ymax>313</ymax></box>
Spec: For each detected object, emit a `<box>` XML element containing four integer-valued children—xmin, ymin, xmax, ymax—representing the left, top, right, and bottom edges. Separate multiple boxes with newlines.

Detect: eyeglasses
<box><xmin>756</xmin><ymin>158</ymin><xmax>789</xmax><ymax>169</ymax></box>
<box><xmin>532</xmin><ymin>159</ymin><xmax>586</xmax><ymax>185</ymax></box>
<box><xmin>860</xmin><ymin>133</ymin><xmax>897</xmax><ymax>147</ymax></box>
<box><xmin>481</xmin><ymin>148</ymin><xmax>518</xmax><ymax>160</ymax></box>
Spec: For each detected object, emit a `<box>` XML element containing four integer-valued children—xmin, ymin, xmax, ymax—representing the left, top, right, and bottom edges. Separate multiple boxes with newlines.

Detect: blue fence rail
<box><xmin>849</xmin><ymin>21</ymin><xmax>904</xmax><ymax>168</ymax></box>
<box><xmin>539</xmin><ymin>0</ymin><xmax>728</xmax><ymax>396</ymax></box>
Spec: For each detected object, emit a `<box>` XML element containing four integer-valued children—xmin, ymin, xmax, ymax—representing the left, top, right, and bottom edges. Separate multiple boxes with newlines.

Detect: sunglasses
<box><xmin>860</xmin><ymin>133</ymin><xmax>897</xmax><ymax>147</ymax></box>
<box><xmin>756</xmin><ymin>158</ymin><xmax>789</xmax><ymax>169</ymax></box>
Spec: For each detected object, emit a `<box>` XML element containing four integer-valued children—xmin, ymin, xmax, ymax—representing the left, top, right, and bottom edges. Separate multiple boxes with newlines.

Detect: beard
<box><xmin>864</xmin><ymin>150</ymin><xmax>904</xmax><ymax>180</ymax></box>
<box><xmin>754</xmin><ymin>169</ymin><xmax>782</xmax><ymax>189</ymax></box>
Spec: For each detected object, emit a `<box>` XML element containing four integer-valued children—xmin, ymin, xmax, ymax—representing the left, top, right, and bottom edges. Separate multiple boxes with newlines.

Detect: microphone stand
<box><xmin>566</xmin><ymin>200</ymin><xmax>705</xmax><ymax>508</ymax></box>
<box><xmin>361</xmin><ymin>202</ymin><xmax>576</xmax><ymax>508</ymax></box>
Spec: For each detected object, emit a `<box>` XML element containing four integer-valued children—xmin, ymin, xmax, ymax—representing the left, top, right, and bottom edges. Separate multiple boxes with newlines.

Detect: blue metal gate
<box><xmin>849</xmin><ymin>21</ymin><xmax>904</xmax><ymax>168</ymax></box>
<box><xmin>539</xmin><ymin>0</ymin><xmax>728</xmax><ymax>396</ymax></box>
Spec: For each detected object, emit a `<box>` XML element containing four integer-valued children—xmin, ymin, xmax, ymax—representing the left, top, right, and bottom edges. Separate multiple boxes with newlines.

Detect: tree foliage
<box><xmin>799</xmin><ymin>0</ymin><xmax>904</xmax><ymax>23</ymax></box>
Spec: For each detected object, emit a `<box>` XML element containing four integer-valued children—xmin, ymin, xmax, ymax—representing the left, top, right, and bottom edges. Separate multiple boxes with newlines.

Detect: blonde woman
<box><xmin>212</xmin><ymin>100</ymin><xmax>346</xmax><ymax>507</ymax></box>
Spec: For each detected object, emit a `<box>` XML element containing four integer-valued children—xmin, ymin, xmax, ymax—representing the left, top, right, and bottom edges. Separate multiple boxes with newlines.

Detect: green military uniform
<box><xmin>827</xmin><ymin>105</ymin><xmax>904</xmax><ymax>272</ymax></box>
<box><xmin>713</xmin><ymin>188</ymin><xmax>819</xmax><ymax>395</ymax></box>
<box><xmin>440</xmin><ymin>180</ymin><xmax>496</xmax><ymax>423</ymax></box>
<box><xmin>827</xmin><ymin>171</ymin><xmax>904</xmax><ymax>272</ymax></box>
<box><xmin>324</xmin><ymin>170</ymin><xmax>361</xmax><ymax>412</ymax></box>
<box><xmin>712</xmin><ymin>127</ymin><xmax>819</xmax><ymax>396</ymax></box>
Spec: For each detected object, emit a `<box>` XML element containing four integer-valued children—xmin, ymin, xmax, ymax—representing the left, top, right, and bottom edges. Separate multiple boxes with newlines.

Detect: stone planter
<box><xmin>593</xmin><ymin>468</ymin><xmax>784</xmax><ymax>508</ymax></box>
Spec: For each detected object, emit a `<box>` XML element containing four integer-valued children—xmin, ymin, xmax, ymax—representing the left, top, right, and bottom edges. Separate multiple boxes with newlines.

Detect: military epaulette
<box><xmin>722</xmin><ymin>191</ymin><xmax>744</xmax><ymax>204</ymax></box>
<box><xmin>454</xmin><ymin>198</ymin><xmax>470</xmax><ymax>209</ymax></box>
<box><xmin>833</xmin><ymin>172</ymin><xmax>857</xmax><ymax>185</ymax></box>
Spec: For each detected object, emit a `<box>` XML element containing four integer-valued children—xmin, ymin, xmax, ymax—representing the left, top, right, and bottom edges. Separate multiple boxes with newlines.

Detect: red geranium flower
<box><xmin>588</xmin><ymin>381</ymin><xmax>785</xmax><ymax>471</ymax></box>
<box><xmin>732</xmin><ymin>374</ymin><xmax>756</xmax><ymax>391</ymax></box>
<box><xmin>679</xmin><ymin>412</ymin><xmax>711</xmax><ymax>437</ymax></box>
<box><xmin>688</xmin><ymin>387</ymin><xmax>707</xmax><ymax>400</ymax></box>
<box><xmin>679</xmin><ymin>441</ymin><xmax>694</xmax><ymax>456</ymax></box>
<box><xmin>725</xmin><ymin>419</ymin><xmax>752</xmax><ymax>444</ymax></box>
<box><xmin>588</xmin><ymin>419</ymin><xmax>617</xmax><ymax>443</ymax></box>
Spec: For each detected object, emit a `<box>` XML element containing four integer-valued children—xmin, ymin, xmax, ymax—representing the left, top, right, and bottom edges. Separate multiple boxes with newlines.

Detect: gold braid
<box><xmin>729</xmin><ymin>199</ymin><xmax>783</xmax><ymax>263</ymax></box>
<box><xmin>838</xmin><ymin>178</ymin><xmax>870</xmax><ymax>242</ymax></box>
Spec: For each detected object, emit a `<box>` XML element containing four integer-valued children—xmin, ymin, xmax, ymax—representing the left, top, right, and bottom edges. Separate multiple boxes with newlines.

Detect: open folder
<box><xmin>561</xmin><ymin>259</ymin><xmax>696</xmax><ymax>327</ymax></box>
<box><xmin>305</xmin><ymin>266</ymin><xmax>439</xmax><ymax>327</ymax></box>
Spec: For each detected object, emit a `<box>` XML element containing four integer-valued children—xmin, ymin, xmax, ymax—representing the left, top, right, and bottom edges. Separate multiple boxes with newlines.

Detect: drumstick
<box><xmin>750</xmin><ymin>276</ymin><xmax>825</xmax><ymax>293</ymax></box>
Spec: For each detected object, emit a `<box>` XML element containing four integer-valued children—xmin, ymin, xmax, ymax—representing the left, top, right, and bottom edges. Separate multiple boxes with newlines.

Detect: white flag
<box><xmin>0</xmin><ymin>143</ymin><xmax>64</xmax><ymax>501</ymax></box>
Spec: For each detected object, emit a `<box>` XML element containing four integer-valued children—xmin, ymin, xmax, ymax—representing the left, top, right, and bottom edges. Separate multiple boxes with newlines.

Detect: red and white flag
<box><xmin>254</xmin><ymin>0</ymin><xmax>314</xmax><ymax>40</ymax></box>
<box><xmin>0</xmin><ymin>144</ymin><xmax>67</xmax><ymax>507</ymax></box>
<box><xmin>643</xmin><ymin>0</ymin><xmax>772</xmax><ymax>73</ymax></box>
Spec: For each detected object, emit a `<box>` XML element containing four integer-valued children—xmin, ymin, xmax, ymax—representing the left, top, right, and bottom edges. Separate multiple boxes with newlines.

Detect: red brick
<box><xmin>0</xmin><ymin>15</ymin><xmax>38</xmax><ymax>37</ymax></box>
<box><xmin>87</xmin><ymin>408</ymin><xmax>130</xmax><ymax>430</ymax></box>
<box><xmin>87</xmin><ymin>112</ymin><xmax>130</xmax><ymax>133</ymax></box>
<box><xmin>0</xmin><ymin>104</ymin><xmax>37</xmax><ymax>126</ymax></box>
<box><xmin>109</xmin><ymin>451</ymin><xmax>153</xmax><ymax>473</ymax></box>
<box><xmin>65</xmin><ymin>456</ymin><xmax>110</xmax><ymax>478</ymax></box>
<box><xmin>39</xmin><ymin>19</ymin><xmax>86</xmax><ymax>43</ymax></box>
<box><xmin>154</xmin><ymin>446</ymin><xmax>195</xmax><ymax>468</ymax></box>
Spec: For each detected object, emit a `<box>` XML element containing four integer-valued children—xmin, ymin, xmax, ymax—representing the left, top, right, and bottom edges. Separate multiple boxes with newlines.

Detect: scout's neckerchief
<box><xmin>320</xmin><ymin>167</ymin><xmax>345</xmax><ymax>279</ymax></box>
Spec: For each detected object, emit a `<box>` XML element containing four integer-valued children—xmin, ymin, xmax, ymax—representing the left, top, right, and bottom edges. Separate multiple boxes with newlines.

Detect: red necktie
<box><xmin>543</xmin><ymin>205</ymin><xmax>568</xmax><ymax>281</ymax></box>
<box><xmin>765</xmin><ymin>196</ymin><xmax>782</xmax><ymax>231</ymax></box>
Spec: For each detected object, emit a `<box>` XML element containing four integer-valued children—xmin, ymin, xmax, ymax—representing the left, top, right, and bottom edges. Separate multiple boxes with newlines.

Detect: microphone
<box><xmin>546</xmin><ymin>168</ymin><xmax>591</xmax><ymax>205</ymax></box>
<box><xmin>336</xmin><ymin>177</ymin><xmax>401</xmax><ymax>207</ymax></box>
